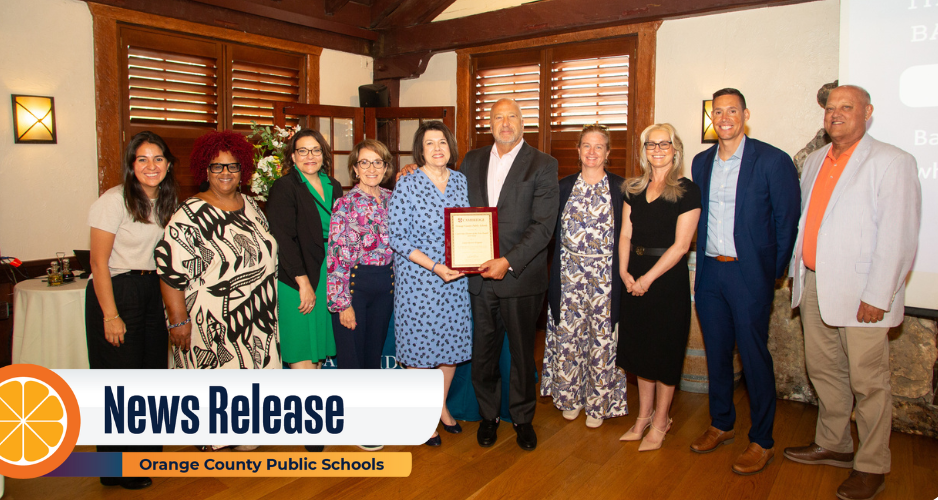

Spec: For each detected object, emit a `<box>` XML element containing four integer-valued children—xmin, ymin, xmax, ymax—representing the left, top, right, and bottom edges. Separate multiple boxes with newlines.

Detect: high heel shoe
<box><xmin>562</xmin><ymin>407</ymin><xmax>582</xmax><ymax>421</ymax></box>
<box><xmin>638</xmin><ymin>417</ymin><xmax>672</xmax><ymax>452</ymax></box>
<box><xmin>441</xmin><ymin>420</ymin><xmax>462</xmax><ymax>434</ymax></box>
<box><xmin>619</xmin><ymin>411</ymin><xmax>655</xmax><ymax>441</ymax></box>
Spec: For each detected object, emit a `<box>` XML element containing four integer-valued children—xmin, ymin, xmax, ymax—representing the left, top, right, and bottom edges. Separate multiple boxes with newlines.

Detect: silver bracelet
<box><xmin>168</xmin><ymin>317</ymin><xmax>190</xmax><ymax>329</ymax></box>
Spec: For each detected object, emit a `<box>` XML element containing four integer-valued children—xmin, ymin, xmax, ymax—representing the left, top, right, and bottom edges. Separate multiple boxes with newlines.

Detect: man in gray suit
<box><xmin>461</xmin><ymin>98</ymin><xmax>559</xmax><ymax>451</ymax></box>
<box><xmin>784</xmin><ymin>85</ymin><xmax>921</xmax><ymax>500</ymax></box>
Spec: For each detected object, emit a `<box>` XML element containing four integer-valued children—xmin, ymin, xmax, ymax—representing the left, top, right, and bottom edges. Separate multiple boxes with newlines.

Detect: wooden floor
<box><xmin>7</xmin><ymin>384</ymin><xmax>938</xmax><ymax>500</ymax></box>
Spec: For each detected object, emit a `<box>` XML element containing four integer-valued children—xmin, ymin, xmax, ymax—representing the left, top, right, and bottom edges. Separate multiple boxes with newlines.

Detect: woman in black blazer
<box><xmin>540</xmin><ymin>124</ymin><xmax>629</xmax><ymax>429</ymax></box>
<box><xmin>267</xmin><ymin>129</ymin><xmax>343</xmax><ymax>375</ymax></box>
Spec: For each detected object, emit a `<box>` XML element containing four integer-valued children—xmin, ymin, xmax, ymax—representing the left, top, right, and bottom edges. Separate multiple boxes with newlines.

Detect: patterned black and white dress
<box><xmin>155</xmin><ymin>195</ymin><xmax>281</xmax><ymax>369</ymax></box>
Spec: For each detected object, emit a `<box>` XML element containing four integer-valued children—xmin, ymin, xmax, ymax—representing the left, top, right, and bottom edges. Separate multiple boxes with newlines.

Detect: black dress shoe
<box><xmin>304</xmin><ymin>445</ymin><xmax>325</xmax><ymax>452</ymax></box>
<box><xmin>513</xmin><ymin>423</ymin><xmax>537</xmax><ymax>451</ymax></box>
<box><xmin>477</xmin><ymin>417</ymin><xmax>499</xmax><ymax>447</ymax></box>
<box><xmin>100</xmin><ymin>476</ymin><xmax>153</xmax><ymax>490</ymax></box>
<box><xmin>441</xmin><ymin>420</ymin><xmax>462</xmax><ymax>434</ymax></box>
<box><xmin>425</xmin><ymin>434</ymin><xmax>442</xmax><ymax>447</ymax></box>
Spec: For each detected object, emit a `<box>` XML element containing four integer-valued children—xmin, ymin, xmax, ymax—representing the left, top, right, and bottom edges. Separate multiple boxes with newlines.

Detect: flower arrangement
<box><xmin>248</xmin><ymin>121</ymin><xmax>300</xmax><ymax>201</ymax></box>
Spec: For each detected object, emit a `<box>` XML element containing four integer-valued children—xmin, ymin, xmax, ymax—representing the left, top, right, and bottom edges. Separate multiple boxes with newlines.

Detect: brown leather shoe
<box><xmin>732</xmin><ymin>443</ymin><xmax>775</xmax><ymax>475</ymax></box>
<box><xmin>836</xmin><ymin>470</ymin><xmax>885</xmax><ymax>500</ymax></box>
<box><xmin>784</xmin><ymin>442</ymin><xmax>854</xmax><ymax>468</ymax></box>
<box><xmin>690</xmin><ymin>426</ymin><xmax>735</xmax><ymax>453</ymax></box>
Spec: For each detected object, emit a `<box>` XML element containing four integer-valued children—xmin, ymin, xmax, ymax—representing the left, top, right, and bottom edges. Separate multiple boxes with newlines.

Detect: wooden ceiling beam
<box><xmin>325</xmin><ymin>0</ymin><xmax>351</xmax><ymax>16</ymax></box>
<box><xmin>377</xmin><ymin>0</ymin><xmax>817</xmax><ymax>57</ymax></box>
<box><xmin>191</xmin><ymin>0</ymin><xmax>377</xmax><ymax>40</ymax></box>
<box><xmin>371</xmin><ymin>0</ymin><xmax>458</xmax><ymax>30</ymax></box>
<box><xmin>80</xmin><ymin>0</ymin><xmax>371</xmax><ymax>55</ymax></box>
<box><xmin>370</xmin><ymin>0</ymin><xmax>405</xmax><ymax>29</ymax></box>
<box><xmin>373</xmin><ymin>50</ymin><xmax>435</xmax><ymax>80</ymax></box>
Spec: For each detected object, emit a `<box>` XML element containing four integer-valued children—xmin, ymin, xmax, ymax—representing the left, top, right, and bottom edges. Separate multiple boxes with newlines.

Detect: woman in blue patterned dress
<box><xmin>541</xmin><ymin>124</ymin><xmax>629</xmax><ymax>429</ymax></box>
<box><xmin>389</xmin><ymin>121</ymin><xmax>471</xmax><ymax>447</ymax></box>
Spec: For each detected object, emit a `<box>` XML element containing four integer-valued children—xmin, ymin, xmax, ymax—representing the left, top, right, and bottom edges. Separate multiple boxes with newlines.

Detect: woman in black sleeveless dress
<box><xmin>617</xmin><ymin>123</ymin><xmax>701</xmax><ymax>451</ymax></box>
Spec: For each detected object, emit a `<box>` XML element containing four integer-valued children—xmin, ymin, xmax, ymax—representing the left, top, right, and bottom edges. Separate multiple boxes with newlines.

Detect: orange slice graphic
<box><xmin>0</xmin><ymin>365</ymin><xmax>80</xmax><ymax>479</ymax></box>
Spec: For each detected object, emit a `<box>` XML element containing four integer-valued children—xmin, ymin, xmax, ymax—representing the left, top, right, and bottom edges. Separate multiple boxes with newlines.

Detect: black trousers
<box><xmin>85</xmin><ymin>273</ymin><xmax>169</xmax><ymax>370</ymax></box>
<box><xmin>332</xmin><ymin>264</ymin><xmax>393</xmax><ymax>369</ymax></box>
<box><xmin>470</xmin><ymin>281</ymin><xmax>543</xmax><ymax>424</ymax></box>
<box><xmin>85</xmin><ymin>273</ymin><xmax>165</xmax><ymax>457</ymax></box>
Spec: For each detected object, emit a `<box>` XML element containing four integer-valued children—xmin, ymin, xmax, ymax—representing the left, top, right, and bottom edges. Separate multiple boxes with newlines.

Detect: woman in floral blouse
<box><xmin>326</xmin><ymin>139</ymin><xmax>395</xmax><ymax>371</ymax></box>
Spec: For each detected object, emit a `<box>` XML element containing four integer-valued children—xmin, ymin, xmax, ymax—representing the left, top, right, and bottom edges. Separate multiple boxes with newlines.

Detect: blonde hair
<box><xmin>624</xmin><ymin>123</ymin><xmax>686</xmax><ymax>203</ymax></box>
<box><xmin>577</xmin><ymin>124</ymin><xmax>611</xmax><ymax>168</ymax></box>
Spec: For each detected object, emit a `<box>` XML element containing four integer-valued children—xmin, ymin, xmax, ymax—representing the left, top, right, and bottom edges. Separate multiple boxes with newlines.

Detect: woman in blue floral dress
<box><xmin>541</xmin><ymin>124</ymin><xmax>629</xmax><ymax>429</ymax></box>
<box><xmin>389</xmin><ymin>121</ymin><xmax>471</xmax><ymax>446</ymax></box>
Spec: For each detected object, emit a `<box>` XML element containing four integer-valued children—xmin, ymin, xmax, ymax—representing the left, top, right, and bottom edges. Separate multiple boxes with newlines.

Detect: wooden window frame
<box><xmin>89</xmin><ymin>3</ymin><xmax>322</xmax><ymax>194</ymax></box>
<box><xmin>366</xmin><ymin>107</ymin><xmax>456</xmax><ymax>177</ymax></box>
<box><xmin>271</xmin><ymin>103</ymin><xmax>454</xmax><ymax>189</ymax></box>
<box><xmin>456</xmin><ymin>21</ymin><xmax>660</xmax><ymax>179</ymax></box>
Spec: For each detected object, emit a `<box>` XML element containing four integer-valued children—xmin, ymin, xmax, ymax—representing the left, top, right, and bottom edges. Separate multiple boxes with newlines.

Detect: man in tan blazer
<box><xmin>785</xmin><ymin>85</ymin><xmax>921</xmax><ymax>500</ymax></box>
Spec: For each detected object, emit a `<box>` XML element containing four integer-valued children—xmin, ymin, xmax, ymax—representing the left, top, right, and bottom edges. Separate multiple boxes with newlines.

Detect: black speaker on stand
<box><xmin>359</xmin><ymin>84</ymin><xmax>390</xmax><ymax>108</ymax></box>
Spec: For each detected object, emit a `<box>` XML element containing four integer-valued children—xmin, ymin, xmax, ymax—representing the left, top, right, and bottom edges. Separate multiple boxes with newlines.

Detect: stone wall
<box><xmin>769</xmin><ymin>283</ymin><xmax>938</xmax><ymax>438</ymax></box>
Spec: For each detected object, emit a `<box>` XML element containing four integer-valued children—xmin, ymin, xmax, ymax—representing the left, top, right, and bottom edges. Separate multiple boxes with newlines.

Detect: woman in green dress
<box><xmin>267</xmin><ymin>129</ymin><xmax>342</xmax><ymax>371</ymax></box>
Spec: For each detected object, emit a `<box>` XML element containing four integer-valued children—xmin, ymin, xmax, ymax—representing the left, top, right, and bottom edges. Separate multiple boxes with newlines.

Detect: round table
<box><xmin>12</xmin><ymin>278</ymin><xmax>90</xmax><ymax>369</ymax></box>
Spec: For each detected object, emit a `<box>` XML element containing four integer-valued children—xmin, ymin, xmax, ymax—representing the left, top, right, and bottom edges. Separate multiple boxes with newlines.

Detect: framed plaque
<box><xmin>444</xmin><ymin>207</ymin><xmax>499</xmax><ymax>273</ymax></box>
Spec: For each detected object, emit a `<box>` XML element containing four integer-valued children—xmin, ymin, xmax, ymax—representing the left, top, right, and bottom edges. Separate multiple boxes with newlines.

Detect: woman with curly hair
<box><xmin>155</xmin><ymin>130</ymin><xmax>281</xmax><ymax>372</ymax></box>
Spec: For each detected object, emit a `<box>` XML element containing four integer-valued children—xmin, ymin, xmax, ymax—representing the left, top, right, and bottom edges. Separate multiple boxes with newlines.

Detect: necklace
<box><xmin>422</xmin><ymin>166</ymin><xmax>450</xmax><ymax>183</ymax></box>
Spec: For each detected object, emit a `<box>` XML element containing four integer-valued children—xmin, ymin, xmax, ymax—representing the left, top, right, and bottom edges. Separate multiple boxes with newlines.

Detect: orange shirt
<box><xmin>802</xmin><ymin>142</ymin><xmax>859</xmax><ymax>270</ymax></box>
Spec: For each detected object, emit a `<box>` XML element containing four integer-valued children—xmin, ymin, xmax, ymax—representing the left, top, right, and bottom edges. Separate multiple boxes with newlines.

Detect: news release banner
<box><xmin>55</xmin><ymin>369</ymin><xmax>442</xmax><ymax>446</ymax></box>
<box><xmin>47</xmin><ymin>452</ymin><xmax>412</xmax><ymax>477</ymax></box>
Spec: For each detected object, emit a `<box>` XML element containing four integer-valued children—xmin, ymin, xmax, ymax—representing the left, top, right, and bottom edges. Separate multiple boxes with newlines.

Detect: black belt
<box><xmin>632</xmin><ymin>246</ymin><xmax>667</xmax><ymax>257</ymax></box>
<box><xmin>126</xmin><ymin>270</ymin><xmax>157</xmax><ymax>275</ymax></box>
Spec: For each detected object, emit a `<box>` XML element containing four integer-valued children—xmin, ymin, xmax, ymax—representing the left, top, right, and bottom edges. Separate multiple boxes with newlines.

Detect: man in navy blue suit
<box><xmin>689</xmin><ymin>88</ymin><xmax>800</xmax><ymax>475</ymax></box>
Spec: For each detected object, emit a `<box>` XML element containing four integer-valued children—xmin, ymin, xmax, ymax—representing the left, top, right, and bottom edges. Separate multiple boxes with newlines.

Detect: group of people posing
<box><xmin>85</xmin><ymin>85</ymin><xmax>920</xmax><ymax>500</ymax></box>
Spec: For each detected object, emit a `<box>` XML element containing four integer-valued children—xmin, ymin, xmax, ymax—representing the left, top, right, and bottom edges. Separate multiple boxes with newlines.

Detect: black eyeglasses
<box><xmin>208</xmin><ymin>162</ymin><xmax>241</xmax><ymax>173</ymax></box>
<box><xmin>644</xmin><ymin>141</ymin><xmax>673</xmax><ymax>151</ymax></box>
<box><xmin>356</xmin><ymin>159</ymin><xmax>387</xmax><ymax>170</ymax></box>
<box><xmin>296</xmin><ymin>147</ymin><xmax>323</xmax><ymax>157</ymax></box>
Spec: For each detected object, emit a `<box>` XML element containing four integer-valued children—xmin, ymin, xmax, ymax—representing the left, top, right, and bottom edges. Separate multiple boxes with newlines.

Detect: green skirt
<box><xmin>278</xmin><ymin>261</ymin><xmax>335</xmax><ymax>364</ymax></box>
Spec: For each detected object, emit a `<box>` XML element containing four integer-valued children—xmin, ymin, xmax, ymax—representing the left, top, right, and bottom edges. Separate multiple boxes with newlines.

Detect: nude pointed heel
<box><xmin>620</xmin><ymin>411</ymin><xmax>655</xmax><ymax>441</ymax></box>
<box><xmin>638</xmin><ymin>417</ymin><xmax>672</xmax><ymax>452</ymax></box>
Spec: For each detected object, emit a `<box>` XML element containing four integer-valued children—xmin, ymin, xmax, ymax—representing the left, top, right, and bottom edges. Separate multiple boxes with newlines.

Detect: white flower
<box><xmin>257</xmin><ymin>156</ymin><xmax>277</xmax><ymax>174</ymax></box>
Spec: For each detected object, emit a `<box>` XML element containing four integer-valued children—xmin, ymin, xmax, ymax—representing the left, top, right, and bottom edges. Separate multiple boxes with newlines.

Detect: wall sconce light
<box><xmin>12</xmin><ymin>95</ymin><xmax>56</xmax><ymax>144</ymax></box>
<box><xmin>701</xmin><ymin>99</ymin><xmax>717</xmax><ymax>144</ymax></box>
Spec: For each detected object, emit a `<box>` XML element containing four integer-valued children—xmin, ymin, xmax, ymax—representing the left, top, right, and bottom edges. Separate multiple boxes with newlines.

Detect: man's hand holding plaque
<box><xmin>479</xmin><ymin>257</ymin><xmax>510</xmax><ymax>280</ymax></box>
<box><xmin>444</xmin><ymin>207</ymin><xmax>499</xmax><ymax>274</ymax></box>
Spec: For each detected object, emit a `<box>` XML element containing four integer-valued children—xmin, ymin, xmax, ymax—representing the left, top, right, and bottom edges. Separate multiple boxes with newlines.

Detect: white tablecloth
<box><xmin>12</xmin><ymin>278</ymin><xmax>90</xmax><ymax>369</ymax></box>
